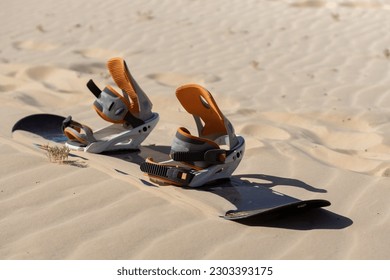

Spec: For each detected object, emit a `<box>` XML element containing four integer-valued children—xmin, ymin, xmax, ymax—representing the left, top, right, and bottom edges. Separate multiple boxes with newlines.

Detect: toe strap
<box><xmin>62</xmin><ymin>116</ymin><xmax>96</xmax><ymax>145</ymax></box>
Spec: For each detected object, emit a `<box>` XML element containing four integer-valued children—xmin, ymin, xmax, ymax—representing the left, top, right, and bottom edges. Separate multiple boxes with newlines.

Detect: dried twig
<box><xmin>40</xmin><ymin>143</ymin><xmax>70</xmax><ymax>164</ymax></box>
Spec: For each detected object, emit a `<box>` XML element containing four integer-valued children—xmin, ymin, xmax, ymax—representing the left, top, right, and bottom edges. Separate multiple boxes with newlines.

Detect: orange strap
<box><xmin>107</xmin><ymin>57</ymin><xmax>140</xmax><ymax>115</ymax></box>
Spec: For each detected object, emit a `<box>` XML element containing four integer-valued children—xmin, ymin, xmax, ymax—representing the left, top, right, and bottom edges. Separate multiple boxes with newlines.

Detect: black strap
<box><xmin>61</xmin><ymin>115</ymin><xmax>86</xmax><ymax>132</ymax></box>
<box><xmin>123</xmin><ymin>111</ymin><xmax>145</xmax><ymax>128</ymax></box>
<box><xmin>61</xmin><ymin>115</ymin><xmax>73</xmax><ymax>132</ymax></box>
<box><xmin>171</xmin><ymin>149</ymin><xmax>226</xmax><ymax>164</ymax></box>
<box><xmin>87</xmin><ymin>79</ymin><xmax>102</xmax><ymax>98</ymax></box>
<box><xmin>140</xmin><ymin>162</ymin><xmax>194</xmax><ymax>186</ymax></box>
<box><xmin>62</xmin><ymin>115</ymin><xmax>83</xmax><ymax>132</ymax></box>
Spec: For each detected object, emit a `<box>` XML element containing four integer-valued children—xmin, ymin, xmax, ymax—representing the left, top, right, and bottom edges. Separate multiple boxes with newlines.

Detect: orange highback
<box><xmin>107</xmin><ymin>57</ymin><xmax>140</xmax><ymax>115</ymax></box>
<box><xmin>176</xmin><ymin>84</ymin><xmax>227</xmax><ymax>138</ymax></box>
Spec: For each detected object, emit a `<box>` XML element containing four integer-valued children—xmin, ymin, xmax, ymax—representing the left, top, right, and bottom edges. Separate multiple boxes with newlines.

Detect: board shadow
<box><xmin>199</xmin><ymin>175</ymin><xmax>352</xmax><ymax>229</ymax></box>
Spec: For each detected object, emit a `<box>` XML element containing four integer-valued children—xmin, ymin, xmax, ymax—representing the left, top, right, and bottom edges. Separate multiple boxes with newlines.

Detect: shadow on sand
<box><xmin>199</xmin><ymin>175</ymin><xmax>352</xmax><ymax>229</ymax></box>
<box><xmin>108</xmin><ymin>145</ymin><xmax>352</xmax><ymax>230</ymax></box>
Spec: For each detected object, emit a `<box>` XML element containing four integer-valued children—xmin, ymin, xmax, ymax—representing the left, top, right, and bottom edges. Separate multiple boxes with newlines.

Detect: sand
<box><xmin>1</xmin><ymin>0</ymin><xmax>390</xmax><ymax>259</ymax></box>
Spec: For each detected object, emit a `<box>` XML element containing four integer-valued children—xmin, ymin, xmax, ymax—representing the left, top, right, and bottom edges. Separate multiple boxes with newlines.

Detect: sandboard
<box><xmin>12</xmin><ymin>113</ymin><xmax>331</xmax><ymax>223</ymax></box>
<box><xmin>224</xmin><ymin>199</ymin><xmax>330</xmax><ymax>221</ymax></box>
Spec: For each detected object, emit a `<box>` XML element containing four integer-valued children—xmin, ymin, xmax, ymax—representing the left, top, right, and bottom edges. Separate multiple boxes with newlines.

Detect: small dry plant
<box><xmin>41</xmin><ymin>143</ymin><xmax>70</xmax><ymax>164</ymax></box>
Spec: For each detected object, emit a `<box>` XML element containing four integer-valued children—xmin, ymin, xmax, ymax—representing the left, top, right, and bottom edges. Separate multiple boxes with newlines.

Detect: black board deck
<box><xmin>12</xmin><ymin>113</ymin><xmax>67</xmax><ymax>143</ymax></box>
<box><xmin>12</xmin><ymin>113</ymin><xmax>332</xmax><ymax>223</ymax></box>
<box><xmin>224</xmin><ymin>199</ymin><xmax>330</xmax><ymax>220</ymax></box>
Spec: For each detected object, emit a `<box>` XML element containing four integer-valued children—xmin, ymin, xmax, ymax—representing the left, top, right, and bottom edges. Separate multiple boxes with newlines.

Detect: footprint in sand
<box><xmin>69</xmin><ymin>62</ymin><xmax>106</xmax><ymax>75</ymax></box>
<box><xmin>147</xmin><ymin>72</ymin><xmax>221</xmax><ymax>87</ymax></box>
<box><xmin>291</xmin><ymin>0</ymin><xmax>384</xmax><ymax>9</ymax></box>
<box><xmin>0</xmin><ymin>84</ymin><xmax>17</xmax><ymax>92</ymax></box>
<box><xmin>74</xmin><ymin>48</ymin><xmax>122</xmax><ymax>59</ymax></box>
<box><xmin>13</xmin><ymin>40</ymin><xmax>58</xmax><ymax>51</ymax></box>
<box><xmin>290</xmin><ymin>0</ymin><xmax>326</xmax><ymax>8</ymax></box>
<box><xmin>241</xmin><ymin>123</ymin><xmax>291</xmax><ymax>141</ymax></box>
<box><xmin>24</xmin><ymin>65</ymin><xmax>84</xmax><ymax>93</ymax></box>
<box><xmin>339</xmin><ymin>1</ymin><xmax>384</xmax><ymax>9</ymax></box>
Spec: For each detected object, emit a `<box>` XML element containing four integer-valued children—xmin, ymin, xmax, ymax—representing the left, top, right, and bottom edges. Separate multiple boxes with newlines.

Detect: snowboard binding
<box><xmin>140</xmin><ymin>84</ymin><xmax>245</xmax><ymax>187</ymax></box>
<box><xmin>62</xmin><ymin>57</ymin><xmax>159</xmax><ymax>153</ymax></box>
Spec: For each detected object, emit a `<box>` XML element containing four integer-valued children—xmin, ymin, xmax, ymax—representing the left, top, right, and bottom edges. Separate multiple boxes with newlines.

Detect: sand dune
<box><xmin>1</xmin><ymin>0</ymin><xmax>390</xmax><ymax>259</ymax></box>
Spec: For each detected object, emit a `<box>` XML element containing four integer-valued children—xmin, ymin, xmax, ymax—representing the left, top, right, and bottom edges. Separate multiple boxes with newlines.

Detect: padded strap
<box><xmin>171</xmin><ymin>127</ymin><xmax>227</xmax><ymax>164</ymax></box>
<box><xmin>171</xmin><ymin>149</ymin><xmax>226</xmax><ymax>164</ymax></box>
<box><xmin>170</xmin><ymin>127</ymin><xmax>221</xmax><ymax>168</ymax></box>
<box><xmin>90</xmin><ymin>84</ymin><xmax>145</xmax><ymax>127</ymax></box>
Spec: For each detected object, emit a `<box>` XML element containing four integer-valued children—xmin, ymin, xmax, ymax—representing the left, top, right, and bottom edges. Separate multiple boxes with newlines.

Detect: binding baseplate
<box><xmin>62</xmin><ymin>57</ymin><xmax>159</xmax><ymax>153</ymax></box>
<box><xmin>140</xmin><ymin>84</ymin><xmax>245</xmax><ymax>187</ymax></box>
